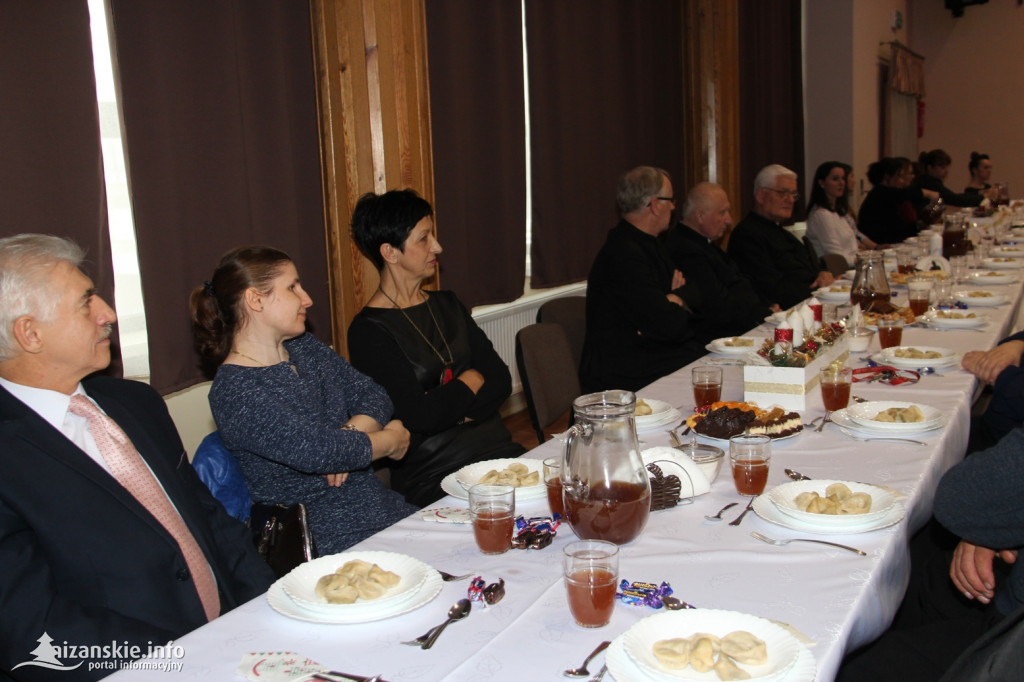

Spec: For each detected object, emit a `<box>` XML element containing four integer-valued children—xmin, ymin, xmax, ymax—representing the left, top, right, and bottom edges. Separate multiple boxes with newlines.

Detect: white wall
<box><xmin>164</xmin><ymin>382</ymin><xmax>216</xmax><ymax>460</ymax></box>
<box><xmin>910</xmin><ymin>0</ymin><xmax>1024</xmax><ymax>196</ymax></box>
<box><xmin>804</xmin><ymin>0</ymin><xmax>908</xmax><ymax>207</ymax></box>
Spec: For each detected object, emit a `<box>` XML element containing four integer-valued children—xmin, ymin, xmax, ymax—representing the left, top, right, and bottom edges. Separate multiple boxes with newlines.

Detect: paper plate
<box><xmin>622</xmin><ymin>609</ymin><xmax>801</xmax><ymax>682</ymax></box>
<box><xmin>767</xmin><ymin>479</ymin><xmax>895</xmax><ymax>528</ymax></box>
<box><xmin>846</xmin><ymin>400</ymin><xmax>943</xmax><ymax>432</ymax></box>
<box><xmin>878</xmin><ymin>346</ymin><xmax>958</xmax><ymax>368</ymax></box>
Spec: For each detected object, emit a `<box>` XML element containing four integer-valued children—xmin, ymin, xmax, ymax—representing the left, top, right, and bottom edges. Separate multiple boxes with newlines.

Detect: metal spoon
<box><xmin>785</xmin><ymin>468</ymin><xmax>811</xmax><ymax>481</ymax></box>
<box><xmin>704</xmin><ymin>502</ymin><xmax>738</xmax><ymax>522</ymax></box>
<box><xmin>728</xmin><ymin>496</ymin><xmax>757</xmax><ymax>526</ymax></box>
<box><xmin>662</xmin><ymin>595</ymin><xmax>697</xmax><ymax>610</ymax></box>
<box><xmin>564</xmin><ymin>641</ymin><xmax>611</xmax><ymax>678</ymax></box>
<box><xmin>421</xmin><ymin>598</ymin><xmax>471</xmax><ymax>650</ymax></box>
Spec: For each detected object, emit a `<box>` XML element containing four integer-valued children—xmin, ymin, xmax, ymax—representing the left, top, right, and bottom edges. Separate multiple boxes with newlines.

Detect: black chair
<box><xmin>515</xmin><ymin>323</ymin><xmax>581</xmax><ymax>444</ymax></box>
<box><xmin>536</xmin><ymin>296</ymin><xmax>586</xmax><ymax>373</ymax></box>
<box><xmin>822</xmin><ymin>253</ymin><xmax>850</xmax><ymax>277</ymax></box>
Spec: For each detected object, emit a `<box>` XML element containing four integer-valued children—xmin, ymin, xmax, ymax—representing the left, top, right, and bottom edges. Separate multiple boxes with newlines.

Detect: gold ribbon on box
<box><xmin>744</xmin><ymin>380</ymin><xmax>816</xmax><ymax>396</ymax></box>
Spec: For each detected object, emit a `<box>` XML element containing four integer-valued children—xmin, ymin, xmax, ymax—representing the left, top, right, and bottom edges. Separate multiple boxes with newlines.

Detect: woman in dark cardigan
<box><xmin>347</xmin><ymin>189</ymin><xmax>525</xmax><ymax>507</ymax></box>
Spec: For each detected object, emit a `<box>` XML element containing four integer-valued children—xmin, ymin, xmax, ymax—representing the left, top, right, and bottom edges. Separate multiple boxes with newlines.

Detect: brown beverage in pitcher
<box><xmin>563</xmin><ymin>480</ymin><xmax>651</xmax><ymax>545</ymax></box>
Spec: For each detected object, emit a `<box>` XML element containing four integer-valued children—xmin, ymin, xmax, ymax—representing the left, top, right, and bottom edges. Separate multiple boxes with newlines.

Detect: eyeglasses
<box><xmin>766</xmin><ymin>188</ymin><xmax>800</xmax><ymax>201</ymax></box>
<box><xmin>648</xmin><ymin>196</ymin><xmax>675</xmax><ymax>207</ymax></box>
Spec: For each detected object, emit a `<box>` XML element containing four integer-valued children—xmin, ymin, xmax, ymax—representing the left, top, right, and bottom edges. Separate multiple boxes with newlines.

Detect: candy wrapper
<box><xmin>616</xmin><ymin>579</ymin><xmax>674</xmax><ymax>608</ymax></box>
<box><xmin>467</xmin><ymin>576</ymin><xmax>505</xmax><ymax>606</ymax></box>
<box><xmin>511</xmin><ymin>514</ymin><xmax>560</xmax><ymax>550</ymax></box>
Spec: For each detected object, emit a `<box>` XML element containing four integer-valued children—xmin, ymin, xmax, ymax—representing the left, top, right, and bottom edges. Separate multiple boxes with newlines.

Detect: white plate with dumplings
<box><xmin>634</xmin><ymin>397</ymin><xmax>675</xmax><ymax>427</ymax></box>
<box><xmin>281</xmin><ymin>551</ymin><xmax>431</xmax><ymax>614</ymax></box>
<box><xmin>706</xmin><ymin>337</ymin><xmax>762</xmax><ymax>356</ymax></box>
<box><xmin>767</xmin><ymin>480</ymin><xmax>895</xmax><ymax>529</ymax></box>
<box><xmin>622</xmin><ymin>609</ymin><xmax>802</xmax><ymax>682</ymax></box>
<box><xmin>845</xmin><ymin>401</ymin><xmax>943</xmax><ymax>432</ymax></box>
<box><xmin>981</xmin><ymin>257</ymin><xmax>1024</xmax><ymax>270</ymax></box>
<box><xmin>955</xmin><ymin>290</ymin><xmax>1008</xmax><ymax>306</ymax></box>
<box><xmin>752</xmin><ymin>494</ymin><xmax>906</xmax><ymax>535</ymax></box>
<box><xmin>968</xmin><ymin>271</ymin><xmax>1018</xmax><ymax>285</ymax></box>
<box><xmin>454</xmin><ymin>458</ymin><xmax>546</xmax><ymax>500</ymax></box>
<box><xmin>877</xmin><ymin>346</ymin><xmax>960</xmax><ymax>368</ymax></box>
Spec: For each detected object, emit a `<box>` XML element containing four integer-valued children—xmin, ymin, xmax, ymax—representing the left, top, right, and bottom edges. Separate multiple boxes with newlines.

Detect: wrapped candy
<box><xmin>511</xmin><ymin>514</ymin><xmax>559</xmax><ymax>550</ymax></box>
<box><xmin>616</xmin><ymin>579</ymin><xmax>674</xmax><ymax>608</ymax></box>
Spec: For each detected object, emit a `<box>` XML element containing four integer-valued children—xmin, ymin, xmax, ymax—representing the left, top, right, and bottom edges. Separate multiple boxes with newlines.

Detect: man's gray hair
<box><xmin>0</xmin><ymin>234</ymin><xmax>85</xmax><ymax>361</ymax></box>
<box><xmin>682</xmin><ymin>182</ymin><xmax>722</xmax><ymax>221</ymax></box>
<box><xmin>753</xmin><ymin>164</ymin><xmax>797</xmax><ymax>196</ymax></box>
<box><xmin>616</xmin><ymin>166</ymin><xmax>670</xmax><ymax>215</ymax></box>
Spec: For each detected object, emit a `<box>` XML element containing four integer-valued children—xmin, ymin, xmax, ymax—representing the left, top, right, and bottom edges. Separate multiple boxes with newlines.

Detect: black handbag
<box><xmin>248</xmin><ymin>502</ymin><xmax>316</xmax><ymax>578</ymax></box>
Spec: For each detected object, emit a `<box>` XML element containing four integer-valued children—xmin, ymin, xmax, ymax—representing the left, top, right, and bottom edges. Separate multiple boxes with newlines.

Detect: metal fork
<box><xmin>815</xmin><ymin>413</ymin><xmax>832</xmax><ymax>432</ymax></box>
<box><xmin>401</xmin><ymin>627</ymin><xmax>439</xmax><ymax>647</ymax></box>
<box><xmin>438</xmin><ymin>570</ymin><xmax>472</xmax><ymax>582</ymax></box>
<box><xmin>751</xmin><ymin>531</ymin><xmax>866</xmax><ymax>556</ymax></box>
<box><xmin>802</xmin><ymin>416</ymin><xmax>821</xmax><ymax>429</ymax></box>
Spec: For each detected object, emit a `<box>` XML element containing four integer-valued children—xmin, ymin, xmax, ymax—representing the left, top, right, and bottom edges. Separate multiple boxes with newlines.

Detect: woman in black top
<box><xmin>965</xmin><ymin>152</ymin><xmax>994</xmax><ymax>195</ymax></box>
<box><xmin>858</xmin><ymin>157</ymin><xmax>938</xmax><ymax>245</ymax></box>
<box><xmin>347</xmin><ymin>189</ymin><xmax>525</xmax><ymax>506</ymax></box>
<box><xmin>914</xmin><ymin>149</ymin><xmax>995</xmax><ymax>207</ymax></box>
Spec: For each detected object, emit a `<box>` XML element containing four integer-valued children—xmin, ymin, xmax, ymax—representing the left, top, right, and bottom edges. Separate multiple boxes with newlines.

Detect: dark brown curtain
<box><xmin>737</xmin><ymin>0</ymin><xmax>805</xmax><ymax>220</ymax></box>
<box><xmin>526</xmin><ymin>0</ymin><xmax>685</xmax><ymax>289</ymax></box>
<box><xmin>0</xmin><ymin>0</ymin><xmax>119</xmax><ymax>369</ymax></box>
<box><xmin>108</xmin><ymin>1</ymin><xmax>328</xmax><ymax>394</ymax></box>
<box><xmin>426</xmin><ymin>1</ymin><xmax>527</xmax><ymax>308</ymax></box>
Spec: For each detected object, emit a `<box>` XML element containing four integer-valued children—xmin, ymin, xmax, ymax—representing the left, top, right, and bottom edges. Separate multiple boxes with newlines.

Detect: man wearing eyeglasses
<box><xmin>580</xmin><ymin>166</ymin><xmax>704</xmax><ymax>393</ymax></box>
<box><xmin>728</xmin><ymin>164</ymin><xmax>834</xmax><ymax>309</ymax></box>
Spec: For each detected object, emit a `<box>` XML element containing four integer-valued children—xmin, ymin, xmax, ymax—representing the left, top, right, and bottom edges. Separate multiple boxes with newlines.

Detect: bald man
<box><xmin>665</xmin><ymin>182</ymin><xmax>778</xmax><ymax>344</ymax></box>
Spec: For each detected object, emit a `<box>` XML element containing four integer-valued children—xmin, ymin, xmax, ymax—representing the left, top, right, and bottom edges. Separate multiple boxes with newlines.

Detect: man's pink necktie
<box><xmin>69</xmin><ymin>395</ymin><xmax>221</xmax><ymax>621</ymax></box>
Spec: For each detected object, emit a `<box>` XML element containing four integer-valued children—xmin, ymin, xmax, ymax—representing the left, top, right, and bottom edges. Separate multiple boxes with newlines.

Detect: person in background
<box><xmin>964</xmin><ymin>152</ymin><xmax>993</xmax><ymax>195</ymax></box>
<box><xmin>665</xmin><ymin>182</ymin><xmax>778</xmax><ymax>344</ymax></box>
<box><xmin>347</xmin><ymin>189</ymin><xmax>524</xmax><ymax>507</ymax></box>
<box><xmin>580</xmin><ymin>166</ymin><xmax>704</xmax><ymax>393</ymax></box>
<box><xmin>728</xmin><ymin>164</ymin><xmax>834</xmax><ymax>309</ymax></box>
<box><xmin>839</xmin><ymin>162</ymin><xmax>858</xmax><ymax>221</ymax></box>
<box><xmin>914</xmin><ymin>149</ymin><xmax>996</xmax><ymax>207</ymax></box>
<box><xmin>193</xmin><ymin>246</ymin><xmax>415</xmax><ymax>554</ymax></box>
<box><xmin>0</xmin><ymin>235</ymin><xmax>274</xmax><ymax>679</ymax></box>
<box><xmin>858</xmin><ymin>157</ymin><xmax>938</xmax><ymax>245</ymax></box>
<box><xmin>805</xmin><ymin>161</ymin><xmax>878</xmax><ymax>268</ymax></box>
<box><xmin>962</xmin><ymin>331</ymin><xmax>1024</xmax><ymax>453</ymax></box>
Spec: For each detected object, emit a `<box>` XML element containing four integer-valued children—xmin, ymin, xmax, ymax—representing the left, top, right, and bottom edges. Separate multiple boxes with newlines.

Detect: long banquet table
<box><xmin>113</xmin><ymin>273</ymin><xmax>1024</xmax><ymax>682</ymax></box>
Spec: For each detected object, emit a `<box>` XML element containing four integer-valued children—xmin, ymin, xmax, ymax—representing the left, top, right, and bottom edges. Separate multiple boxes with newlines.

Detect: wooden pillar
<box><xmin>309</xmin><ymin>0</ymin><xmax>434</xmax><ymax>355</ymax></box>
<box><xmin>681</xmin><ymin>0</ymin><xmax>741</xmax><ymax>245</ymax></box>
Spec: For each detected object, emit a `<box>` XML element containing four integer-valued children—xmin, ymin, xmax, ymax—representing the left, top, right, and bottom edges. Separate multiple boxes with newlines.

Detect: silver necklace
<box><xmin>377</xmin><ymin>288</ymin><xmax>455</xmax><ymax>384</ymax></box>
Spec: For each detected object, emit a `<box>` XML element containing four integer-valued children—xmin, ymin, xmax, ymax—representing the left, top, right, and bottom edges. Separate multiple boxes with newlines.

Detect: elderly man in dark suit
<box><xmin>666</xmin><ymin>182</ymin><xmax>779</xmax><ymax>344</ymax></box>
<box><xmin>0</xmin><ymin>234</ymin><xmax>274</xmax><ymax>680</ymax></box>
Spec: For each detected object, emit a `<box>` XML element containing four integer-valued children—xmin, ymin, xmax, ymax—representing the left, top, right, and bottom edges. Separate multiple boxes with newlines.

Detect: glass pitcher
<box><xmin>942</xmin><ymin>215</ymin><xmax>970</xmax><ymax>258</ymax></box>
<box><xmin>849</xmin><ymin>252</ymin><xmax>891</xmax><ymax>312</ymax></box>
<box><xmin>561</xmin><ymin>390</ymin><xmax>651</xmax><ymax>545</ymax></box>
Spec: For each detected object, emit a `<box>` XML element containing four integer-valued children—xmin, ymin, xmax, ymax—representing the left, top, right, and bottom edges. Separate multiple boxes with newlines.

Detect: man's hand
<box><xmin>323</xmin><ymin>473</ymin><xmax>349</xmax><ymax>487</ymax></box>
<box><xmin>811</xmin><ymin>271</ymin><xmax>835</xmax><ymax>289</ymax></box>
<box><xmin>961</xmin><ymin>340</ymin><xmax>1024</xmax><ymax>383</ymax></box>
<box><xmin>666</xmin><ymin>293</ymin><xmax>685</xmax><ymax>307</ymax></box>
<box><xmin>769</xmin><ymin>304</ymin><xmax>782</xmax><ymax>313</ymax></box>
<box><xmin>671</xmin><ymin>269</ymin><xmax>686</xmax><ymax>290</ymax></box>
<box><xmin>950</xmin><ymin>540</ymin><xmax>1018</xmax><ymax>603</ymax></box>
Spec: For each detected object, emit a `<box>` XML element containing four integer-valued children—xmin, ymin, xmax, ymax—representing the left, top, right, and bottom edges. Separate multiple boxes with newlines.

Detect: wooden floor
<box><xmin>501</xmin><ymin>406</ymin><xmax>571</xmax><ymax>451</ymax></box>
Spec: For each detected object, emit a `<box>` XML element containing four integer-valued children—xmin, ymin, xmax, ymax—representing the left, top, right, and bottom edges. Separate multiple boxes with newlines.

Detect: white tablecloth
<box><xmin>111</xmin><ymin>273</ymin><xmax>1024</xmax><ymax>682</ymax></box>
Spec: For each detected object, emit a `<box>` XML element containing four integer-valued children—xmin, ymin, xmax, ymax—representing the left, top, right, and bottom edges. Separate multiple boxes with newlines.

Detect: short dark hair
<box><xmin>350</xmin><ymin>189</ymin><xmax>434</xmax><ymax>271</ymax></box>
<box><xmin>968</xmin><ymin>151</ymin><xmax>990</xmax><ymax>173</ymax></box>
<box><xmin>919</xmin><ymin>149</ymin><xmax>952</xmax><ymax>169</ymax></box>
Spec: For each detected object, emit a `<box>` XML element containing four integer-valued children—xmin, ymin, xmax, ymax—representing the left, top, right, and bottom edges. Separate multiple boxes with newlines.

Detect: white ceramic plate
<box><xmin>869</xmin><ymin>352</ymin><xmax>962</xmax><ymax>370</ymax></box>
<box><xmin>607</xmin><ymin>634</ymin><xmax>817</xmax><ymax>682</ymax></box>
<box><xmin>956</xmin><ymin>291</ymin><xmax>1008</xmax><ymax>306</ymax></box>
<box><xmin>846</xmin><ymin>400</ymin><xmax>943</xmax><ymax>432</ymax></box>
<box><xmin>635</xmin><ymin>398</ymin><xmax>674</xmax><ymax>426</ymax></box>
<box><xmin>814</xmin><ymin>286</ymin><xmax>851</xmax><ymax>302</ymax></box>
<box><xmin>752</xmin><ymin>494</ymin><xmax>906</xmax><ymax>535</ymax></box>
<box><xmin>440</xmin><ymin>471</ymin><xmax>470</xmax><ymax>500</ymax></box>
<box><xmin>981</xmin><ymin>257</ymin><xmax>1024</xmax><ymax>270</ymax></box>
<box><xmin>991</xmin><ymin>246</ymin><xmax>1024</xmax><ymax>257</ymax></box>
<box><xmin>763</xmin><ymin>311</ymin><xmax>787</xmax><ymax>327</ymax></box>
<box><xmin>708</xmin><ymin>336</ymin><xmax>762</xmax><ymax>356</ymax></box>
<box><xmin>623</xmin><ymin>609</ymin><xmax>802</xmax><ymax>682</ymax></box>
<box><xmin>767</xmin><ymin>480</ymin><xmax>895</xmax><ymax>528</ymax></box>
<box><xmin>267</xmin><ymin>569</ymin><xmax>442</xmax><ymax>624</ymax></box>
<box><xmin>637</xmin><ymin>407</ymin><xmax>683</xmax><ymax>434</ymax></box>
<box><xmin>830</xmin><ymin>407</ymin><xmax>946</xmax><ymax>437</ymax></box>
<box><xmin>455</xmin><ymin>458</ymin><xmax>543</xmax><ymax>493</ymax></box>
<box><xmin>281</xmin><ymin>551</ymin><xmax>431</xmax><ymax>615</ymax></box>
<box><xmin>968</xmin><ymin>271</ymin><xmax>1018</xmax><ymax>285</ymax></box>
<box><xmin>878</xmin><ymin>346</ymin><xmax>958</xmax><ymax>368</ymax></box>
<box><xmin>920</xmin><ymin>311</ymin><xmax>987</xmax><ymax>329</ymax></box>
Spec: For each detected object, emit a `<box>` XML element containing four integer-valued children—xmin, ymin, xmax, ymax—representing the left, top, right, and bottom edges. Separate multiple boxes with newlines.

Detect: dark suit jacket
<box><xmin>728</xmin><ymin>211</ymin><xmax>820</xmax><ymax>310</ymax></box>
<box><xmin>665</xmin><ymin>222</ymin><xmax>772</xmax><ymax>344</ymax></box>
<box><xmin>0</xmin><ymin>376</ymin><xmax>274</xmax><ymax>681</ymax></box>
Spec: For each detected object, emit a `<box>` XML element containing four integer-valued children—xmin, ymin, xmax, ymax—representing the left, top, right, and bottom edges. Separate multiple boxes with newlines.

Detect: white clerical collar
<box><xmin>0</xmin><ymin>377</ymin><xmax>88</xmax><ymax>433</ymax></box>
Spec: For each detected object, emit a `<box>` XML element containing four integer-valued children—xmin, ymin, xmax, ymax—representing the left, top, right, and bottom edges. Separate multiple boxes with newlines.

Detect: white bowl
<box><xmin>767</xmin><ymin>479</ymin><xmax>895</xmax><ymax>528</ymax></box>
<box><xmin>281</xmin><ymin>551</ymin><xmax>431</xmax><ymax>614</ymax></box>
<box><xmin>846</xmin><ymin>400</ymin><xmax>943</xmax><ymax>431</ymax></box>
<box><xmin>455</xmin><ymin>458</ymin><xmax>544</xmax><ymax>494</ymax></box>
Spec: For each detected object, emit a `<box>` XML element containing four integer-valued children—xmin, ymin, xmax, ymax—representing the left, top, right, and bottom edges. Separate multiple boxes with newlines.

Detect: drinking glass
<box><xmin>906</xmin><ymin>277</ymin><xmax>932</xmax><ymax>318</ymax></box>
<box><xmin>469</xmin><ymin>484</ymin><xmax>515</xmax><ymax>555</ymax></box>
<box><xmin>691</xmin><ymin>366</ymin><xmax>723</xmax><ymax>408</ymax></box>
<box><xmin>820</xmin><ymin>366</ymin><xmax>852</xmax><ymax>412</ymax></box>
<box><xmin>563</xmin><ymin>540</ymin><xmax>619</xmax><ymax>628</ymax></box>
<box><xmin>729</xmin><ymin>435</ymin><xmax>771</xmax><ymax>496</ymax></box>
<box><xmin>877</xmin><ymin>318</ymin><xmax>904</xmax><ymax>349</ymax></box>
<box><xmin>933</xmin><ymin>280</ymin><xmax>955</xmax><ymax>308</ymax></box>
<box><xmin>543</xmin><ymin>457</ymin><xmax>564</xmax><ymax>518</ymax></box>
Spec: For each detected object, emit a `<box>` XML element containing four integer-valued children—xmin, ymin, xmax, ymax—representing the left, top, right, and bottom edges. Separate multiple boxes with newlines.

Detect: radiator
<box><xmin>472</xmin><ymin>283</ymin><xmax>586</xmax><ymax>393</ymax></box>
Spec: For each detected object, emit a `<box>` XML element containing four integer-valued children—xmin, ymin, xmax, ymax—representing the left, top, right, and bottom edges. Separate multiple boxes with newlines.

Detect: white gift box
<box><xmin>743</xmin><ymin>335</ymin><xmax>850</xmax><ymax>411</ymax></box>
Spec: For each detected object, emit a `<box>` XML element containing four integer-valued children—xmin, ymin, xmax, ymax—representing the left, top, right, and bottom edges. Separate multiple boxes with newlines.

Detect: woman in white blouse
<box><xmin>806</xmin><ymin>161</ymin><xmax>877</xmax><ymax>269</ymax></box>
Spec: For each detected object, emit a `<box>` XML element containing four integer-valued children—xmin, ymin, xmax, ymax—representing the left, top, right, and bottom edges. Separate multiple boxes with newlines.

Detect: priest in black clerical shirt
<box><xmin>665</xmin><ymin>182</ymin><xmax>778</xmax><ymax>345</ymax></box>
<box><xmin>728</xmin><ymin>164</ymin><xmax>834</xmax><ymax>309</ymax></box>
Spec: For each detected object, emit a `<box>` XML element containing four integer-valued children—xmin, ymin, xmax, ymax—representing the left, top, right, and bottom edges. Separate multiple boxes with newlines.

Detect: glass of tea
<box><xmin>729</xmin><ymin>435</ymin><xmax>771</xmax><ymax>496</ymax></box>
<box><xmin>563</xmin><ymin>540</ymin><xmax>619</xmax><ymax>628</ymax></box>
<box><xmin>906</xmin><ymin>277</ymin><xmax>932</xmax><ymax>318</ymax></box>
<box><xmin>469</xmin><ymin>484</ymin><xmax>515</xmax><ymax>555</ymax></box>
<box><xmin>820</xmin><ymin>366</ymin><xmax>852</xmax><ymax>412</ymax></box>
<box><xmin>543</xmin><ymin>456</ymin><xmax>565</xmax><ymax>518</ymax></box>
<box><xmin>877</xmin><ymin>318</ymin><xmax>904</xmax><ymax>349</ymax></box>
<box><xmin>691</xmin><ymin>366</ymin><xmax>723</xmax><ymax>408</ymax></box>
